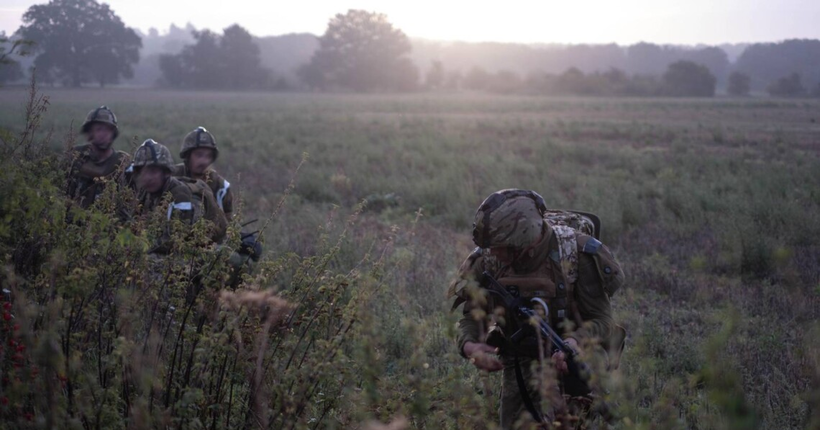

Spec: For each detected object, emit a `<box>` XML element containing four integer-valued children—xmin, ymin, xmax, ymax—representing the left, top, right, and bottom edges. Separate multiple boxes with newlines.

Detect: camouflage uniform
<box><xmin>66</xmin><ymin>106</ymin><xmax>131</xmax><ymax>208</ymax></box>
<box><xmin>174</xmin><ymin>127</ymin><xmax>234</xmax><ymax>220</ymax></box>
<box><xmin>130</xmin><ymin>140</ymin><xmax>198</xmax><ymax>254</ymax></box>
<box><xmin>450</xmin><ymin>190</ymin><xmax>625</xmax><ymax>429</ymax></box>
<box><xmin>130</xmin><ymin>139</ymin><xmax>228</xmax><ymax>247</ymax></box>
<box><xmin>174</xmin><ymin>127</ymin><xmax>261</xmax><ymax>278</ymax></box>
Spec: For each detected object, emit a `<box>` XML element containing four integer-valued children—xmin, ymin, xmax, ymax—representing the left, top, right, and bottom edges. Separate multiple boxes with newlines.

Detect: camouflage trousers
<box><xmin>500</xmin><ymin>357</ymin><xmax>596</xmax><ymax>430</ymax></box>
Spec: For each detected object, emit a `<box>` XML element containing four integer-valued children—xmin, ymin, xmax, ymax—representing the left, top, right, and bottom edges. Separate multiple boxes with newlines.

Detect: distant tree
<box><xmin>735</xmin><ymin>39</ymin><xmax>820</xmax><ymax>91</ymax></box>
<box><xmin>600</xmin><ymin>67</ymin><xmax>629</xmax><ymax>95</ymax></box>
<box><xmin>555</xmin><ymin>67</ymin><xmax>586</xmax><ymax>94</ymax></box>
<box><xmin>626</xmin><ymin>42</ymin><xmax>669</xmax><ymax>75</ymax></box>
<box><xmin>663</xmin><ymin>61</ymin><xmax>716</xmax><ymax>97</ymax></box>
<box><xmin>218</xmin><ymin>25</ymin><xmax>268</xmax><ymax>89</ymax></box>
<box><xmin>16</xmin><ymin>0</ymin><xmax>141</xmax><ymax>87</ymax></box>
<box><xmin>159</xmin><ymin>29</ymin><xmax>220</xmax><ymax>88</ymax></box>
<box><xmin>683</xmin><ymin>47</ymin><xmax>730</xmax><ymax>83</ymax></box>
<box><xmin>1</xmin><ymin>32</ymin><xmax>33</xmax><ymax>85</ymax></box>
<box><xmin>767</xmin><ymin>73</ymin><xmax>806</xmax><ymax>97</ymax></box>
<box><xmin>727</xmin><ymin>72</ymin><xmax>751</xmax><ymax>96</ymax></box>
<box><xmin>425</xmin><ymin>60</ymin><xmax>445</xmax><ymax>89</ymax></box>
<box><xmin>299</xmin><ymin>10</ymin><xmax>418</xmax><ymax>92</ymax></box>
<box><xmin>159</xmin><ymin>24</ymin><xmax>269</xmax><ymax>89</ymax></box>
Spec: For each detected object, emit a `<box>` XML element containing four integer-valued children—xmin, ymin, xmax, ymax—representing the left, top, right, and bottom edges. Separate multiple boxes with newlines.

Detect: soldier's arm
<box><xmin>450</xmin><ymin>248</ymin><xmax>490</xmax><ymax>358</ymax></box>
<box><xmin>203</xmin><ymin>186</ymin><xmax>228</xmax><ymax>243</ymax></box>
<box><xmin>457</xmin><ymin>301</ymin><xmax>485</xmax><ymax>358</ymax></box>
<box><xmin>222</xmin><ymin>185</ymin><xmax>233</xmax><ymax>221</ymax></box>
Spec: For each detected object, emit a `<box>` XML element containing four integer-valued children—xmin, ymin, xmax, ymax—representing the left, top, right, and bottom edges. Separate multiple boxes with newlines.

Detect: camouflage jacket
<box><xmin>66</xmin><ymin>144</ymin><xmax>131</xmax><ymax>208</ymax></box>
<box><xmin>177</xmin><ymin>176</ymin><xmax>228</xmax><ymax>244</ymax></box>
<box><xmin>138</xmin><ymin>176</ymin><xmax>201</xmax><ymax>254</ymax></box>
<box><xmin>172</xmin><ymin>163</ymin><xmax>233</xmax><ymax>220</ymax></box>
<box><xmin>450</xmin><ymin>224</ymin><xmax>624</xmax><ymax>361</ymax></box>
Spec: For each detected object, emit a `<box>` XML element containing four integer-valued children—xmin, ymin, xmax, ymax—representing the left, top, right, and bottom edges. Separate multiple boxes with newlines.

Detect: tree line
<box><xmin>3</xmin><ymin>0</ymin><xmax>820</xmax><ymax>97</ymax></box>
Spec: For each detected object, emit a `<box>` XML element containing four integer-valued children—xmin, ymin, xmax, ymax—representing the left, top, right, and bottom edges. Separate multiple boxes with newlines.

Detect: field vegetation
<box><xmin>0</xmin><ymin>85</ymin><xmax>818</xmax><ymax>429</ymax></box>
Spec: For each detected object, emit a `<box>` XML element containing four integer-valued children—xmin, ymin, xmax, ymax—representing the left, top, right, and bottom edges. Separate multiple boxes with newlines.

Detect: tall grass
<box><xmin>0</xmin><ymin>86</ymin><xmax>818</xmax><ymax>428</ymax></box>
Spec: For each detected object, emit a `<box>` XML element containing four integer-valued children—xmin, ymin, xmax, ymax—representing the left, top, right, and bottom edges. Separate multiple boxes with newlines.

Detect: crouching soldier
<box><xmin>449</xmin><ymin>189</ymin><xmax>626</xmax><ymax>429</ymax></box>
<box><xmin>174</xmin><ymin>127</ymin><xmax>233</xmax><ymax>220</ymax></box>
<box><xmin>130</xmin><ymin>139</ymin><xmax>227</xmax><ymax>253</ymax></box>
<box><xmin>174</xmin><ymin>127</ymin><xmax>262</xmax><ymax>286</ymax></box>
<box><xmin>66</xmin><ymin>106</ymin><xmax>130</xmax><ymax>208</ymax></box>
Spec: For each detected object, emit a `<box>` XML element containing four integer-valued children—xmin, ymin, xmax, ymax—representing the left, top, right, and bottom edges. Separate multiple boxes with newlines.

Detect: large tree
<box><xmin>16</xmin><ymin>0</ymin><xmax>141</xmax><ymax>87</ymax></box>
<box><xmin>0</xmin><ymin>32</ymin><xmax>32</xmax><ymax>85</ymax></box>
<box><xmin>735</xmin><ymin>39</ymin><xmax>820</xmax><ymax>91</ymax></box>
<box><xmin>767</xmin><ymin>73</ymin><xmax>806</xmax><ymax>97</ymax></box>
<box><xmin>299</xmin><ymin>10</ymin><xmax>418</xmax><ymax>92</ymax></box>
<box><xmin>159</xmin><ymin>24</ymin><xmax>269</xmax><ymax>89</ymax></box>
<box><xmin>663</xmin><ymin>61</ymin><xmax>716</xmax><ymax>97</ymax></box>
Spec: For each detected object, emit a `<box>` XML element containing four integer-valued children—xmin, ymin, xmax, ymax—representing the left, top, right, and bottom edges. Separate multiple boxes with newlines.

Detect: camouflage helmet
<box><xmin>472</xmin><ymin>189</ymin><xmax>547</xmax><ymax>249</ymax></box>
<box><xmin>132</xmin><ymin>139</ymin><xmax>175</xmax><ymax>171</ymax></box>
<box><xmin>81</xmin><ymin>106</ymin><xmax>119</xmax><ymax>139</ymax></box>
<box><xmin>180</xmin><ymin>126</ymin><xmax>218</xmax><ymax>160</ymax></box>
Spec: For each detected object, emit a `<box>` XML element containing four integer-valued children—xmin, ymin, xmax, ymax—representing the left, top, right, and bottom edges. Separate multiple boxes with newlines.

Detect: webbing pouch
<box><xmin>496</xmin><ymin>277</ymin><xmax>556</xmax><ymax>299</ymax></box>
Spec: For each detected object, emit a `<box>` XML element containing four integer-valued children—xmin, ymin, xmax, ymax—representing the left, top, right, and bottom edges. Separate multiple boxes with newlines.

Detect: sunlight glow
<box><xmin>1</xmin><ymin>0</ymin><xmax>818</xmax><ymax>44</ymax></box>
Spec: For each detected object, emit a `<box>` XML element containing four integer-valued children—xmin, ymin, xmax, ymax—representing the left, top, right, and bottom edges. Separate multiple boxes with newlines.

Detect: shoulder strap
<box><xmin>551</xmin><ymin>225</ymin><xmax>579</xmax><ymax>284</ymax></box>
<box><xmin>513</xmin><ymin>353</ymin><xmax>545</xmax><ymax>424</ymax></box>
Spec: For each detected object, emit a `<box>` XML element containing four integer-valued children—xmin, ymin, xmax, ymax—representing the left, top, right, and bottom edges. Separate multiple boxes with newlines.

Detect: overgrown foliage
<box><xmin>1</xmin><ymin>87</ymin><xmax>819</xmax><ymax>429</ymax></box>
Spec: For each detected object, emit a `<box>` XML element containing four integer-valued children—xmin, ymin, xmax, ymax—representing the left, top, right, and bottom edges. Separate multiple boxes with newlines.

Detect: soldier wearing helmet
<box><xmin>449</xmin><ymin>189</ymin><xmax>625</xmax><ymax>429</ymax></box>
<box><xmin>173</xmin><ymin>127</ymin><xmax>261</xmax><ymax>270</ymax></box>
<box><xmin>66</xmin><ymin>106</ymin><xmax>131</xmax><ymax>208</ymax></box>
<box><xmin>173</xmin><ymin>127</ymin><xmax>234</xmax><ymax>220</ymax></box>
<box><xmin>131</xmin><ymin>139</ymin><xmax>201</xmax><ymax>253</ymax></box>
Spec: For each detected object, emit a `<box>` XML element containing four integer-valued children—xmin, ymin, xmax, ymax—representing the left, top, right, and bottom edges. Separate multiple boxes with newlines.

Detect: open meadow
<box><xmin>0</xmin><ymin>86</ymin><xmax>819</xmax><ymax>429</ymax></box>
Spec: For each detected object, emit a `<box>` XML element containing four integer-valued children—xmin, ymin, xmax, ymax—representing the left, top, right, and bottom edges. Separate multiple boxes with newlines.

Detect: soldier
<box><xmin>66</xmin><ymin>106</ymin><xmax>130</xmax><ymax>208</ymax></box>
<box><xmin>174</xmin><ymin>126</ymin><xmax>261</xmax><ymax>266</ymax></box>
<box><xmin>449</xmin><ymin>189</ymin><xmax>626</xmax><ymax>429</ymax></box>
<box><xmin>173</xmin><ymin>127</ymin><xmax>233</xmax><ymax>220</ymax></box>
<box><xmin>131</xmin><ymin>139</ymin><xmax>226</xmax><ymax>253</ymax></box>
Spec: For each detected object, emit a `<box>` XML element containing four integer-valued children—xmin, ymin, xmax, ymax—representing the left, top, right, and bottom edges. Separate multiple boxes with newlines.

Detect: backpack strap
<box><xmin>548</xmin><ymin>226</ymin><xmax>577</xmax><ymax>323</ymax></box>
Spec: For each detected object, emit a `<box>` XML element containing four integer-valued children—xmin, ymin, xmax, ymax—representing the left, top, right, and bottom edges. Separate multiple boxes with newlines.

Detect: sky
<box><xmin>1</xmin><ymin>0</ymin><xmax>818</xmax><ymax>45</ymax></box>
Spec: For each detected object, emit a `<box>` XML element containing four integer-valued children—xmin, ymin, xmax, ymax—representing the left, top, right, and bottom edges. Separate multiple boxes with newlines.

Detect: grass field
<box><xmin>1</xmin><ymin>87</ymin><xmax>819</xmax><ymax>429</ymax></box>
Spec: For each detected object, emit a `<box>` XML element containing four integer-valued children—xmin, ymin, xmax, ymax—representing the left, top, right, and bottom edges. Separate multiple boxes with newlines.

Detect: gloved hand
<box><xmin>238</xmin><ymin>232</ymin><xmax>263</xmax><ymax>262</ymax></box>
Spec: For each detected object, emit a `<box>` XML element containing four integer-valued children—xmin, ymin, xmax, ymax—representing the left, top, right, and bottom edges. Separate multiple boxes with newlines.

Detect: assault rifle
<box><xmin>481</xmin><ymin>271</ymin><xmax>608</xmax><ymax>423</ymax></box>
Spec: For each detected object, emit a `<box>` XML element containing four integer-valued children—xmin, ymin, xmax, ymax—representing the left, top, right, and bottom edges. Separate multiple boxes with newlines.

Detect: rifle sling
<box><xmin>513</xmin><ymin>350</ymin><xmax>545</xmax><ymax>425</ymax></box>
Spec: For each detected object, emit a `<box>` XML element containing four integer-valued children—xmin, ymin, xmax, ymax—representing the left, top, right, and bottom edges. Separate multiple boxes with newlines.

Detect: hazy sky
<box><xmin>1</xmin><ymin>0</ymin><xmax>818</xmax><ymax>45</ymax></box>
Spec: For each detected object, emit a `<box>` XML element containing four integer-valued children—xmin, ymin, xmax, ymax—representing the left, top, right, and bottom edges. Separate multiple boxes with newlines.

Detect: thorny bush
<box><xmin>0</xmin><ymin>83</ymin><xmax>425</xmax><ymax>430</ymax></box>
